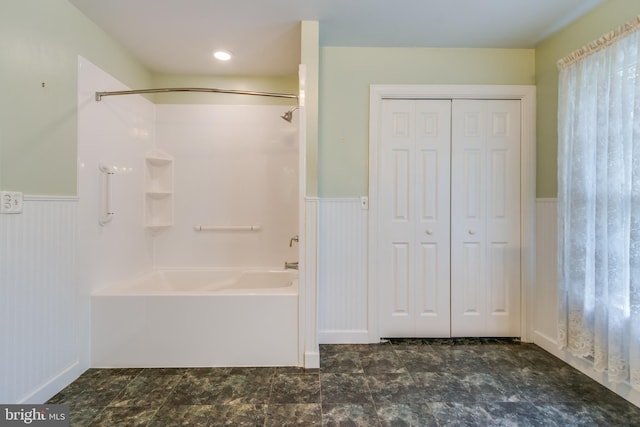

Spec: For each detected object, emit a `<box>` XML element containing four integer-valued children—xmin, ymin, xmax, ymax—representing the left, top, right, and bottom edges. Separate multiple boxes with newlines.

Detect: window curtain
<box><xmin>557</xmin><ymin>15</ymin><xmax>640</xmax><ymax>390</ymax></box>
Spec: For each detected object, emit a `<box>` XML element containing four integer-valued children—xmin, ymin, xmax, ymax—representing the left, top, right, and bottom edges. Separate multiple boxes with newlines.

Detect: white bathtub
<box><xmin>91</xmin><ymin>269</ymin><xmax>299</xmax><ymax>367</ymax></box>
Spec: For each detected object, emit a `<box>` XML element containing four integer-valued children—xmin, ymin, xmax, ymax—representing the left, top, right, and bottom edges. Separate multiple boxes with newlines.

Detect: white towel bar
<box><xmin>193</xmin><ymin>225</ymin><xmax>261</xmax><ymax>232</ymax></box>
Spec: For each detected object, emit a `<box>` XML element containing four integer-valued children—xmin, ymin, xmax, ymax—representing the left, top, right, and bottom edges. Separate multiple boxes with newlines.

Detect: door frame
<box><xmin>367</xmin><ymin>84</ymin><xmax>536</xmax><ymax>342</ymax></box>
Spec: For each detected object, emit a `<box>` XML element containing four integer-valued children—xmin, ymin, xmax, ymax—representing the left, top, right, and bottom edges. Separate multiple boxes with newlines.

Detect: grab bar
<box><xmin>99</xmin><ymin>162</ymin><xmax>115</xmax><ymax>226</ymax></box>
<box><xmin>193</xmin><ymin>225</ymin><xmax>261</xmax><ymax>231</ymax></box>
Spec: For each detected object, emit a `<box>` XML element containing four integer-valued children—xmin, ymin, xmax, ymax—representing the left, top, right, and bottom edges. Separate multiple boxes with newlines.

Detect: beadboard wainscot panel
<box><xmin>318</xmin><ymin>198</ymin><xmax>369</xmax><ymax>343</ymax></box>
<box><xmin>533</xmin><ymin>198</ymin><xmax>640</xmax><ymax>407</ymax></box>
<box><xmin>0</xmin><ymin>196</ymin><xmax>81</xmax><ymax>403</ymax></box>
<box><xmin>533</xmin><ymin>198</ymin><xmax>558</xmax><ymax>348</ymax></box>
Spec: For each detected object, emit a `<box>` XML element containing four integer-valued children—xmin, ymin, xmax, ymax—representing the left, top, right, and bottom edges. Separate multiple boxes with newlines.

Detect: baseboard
<box><xmin>533</xmin><ymin>330</ymin><xmax>558</xmax><ymax>351</ymax></box>
<box><xmin>304</xmin><ymin>351</ymin><xmax>320</xmax><ymax>369</ymax></box>
<box><xmin>18</xmin><ymin>361</ymin><xmax>85</xmax><ymax>404</ymax></box>
<box><xmin>318</xmin><ymin>330</ymin><xmax>371</xmax><ymax>344</ymax></box>
<box><xmin>534</xmin><ymin>330</ymin><xmax>640</xmax><ymax>408</ymax></box>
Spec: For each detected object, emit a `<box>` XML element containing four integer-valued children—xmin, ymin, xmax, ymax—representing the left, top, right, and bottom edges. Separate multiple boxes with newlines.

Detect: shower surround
<box><xmin>154</xmin><ymin>103</ymin><xmax>298</xmax><ymax>269</ymax></box>
<box><xmin>78</xmin><ymin>57</ymin><xmax>300</xmax><ymax>368</ymax></box>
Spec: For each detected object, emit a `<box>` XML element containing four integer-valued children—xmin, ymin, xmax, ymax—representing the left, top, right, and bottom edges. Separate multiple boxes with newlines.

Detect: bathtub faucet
<box><xmin>289</xmin><ymin>235</ymin><xmax>299</xmax><ymax>247</ymax></box>
<box><xmin>284</xmin><ymin>261</ymin><xmax>298</xmax><ymax>270</ymax></box>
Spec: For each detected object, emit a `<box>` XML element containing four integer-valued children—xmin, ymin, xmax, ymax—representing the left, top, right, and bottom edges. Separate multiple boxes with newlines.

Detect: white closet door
<box><xmin>378</xmin><ymin>99</ymin><xmax>451</xmax><ymax>337</ymax></box>
<box><xmin>450</xmin><ymin>100</ymin><xmax>521</xmax><ymax>337</ymax></box>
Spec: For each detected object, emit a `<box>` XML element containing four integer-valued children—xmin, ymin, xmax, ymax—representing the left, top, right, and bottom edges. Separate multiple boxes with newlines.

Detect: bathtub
<box><xmin>91</xmin><ymin>269</ymin><xmax>299</xmax><ymax>367</ymax></box>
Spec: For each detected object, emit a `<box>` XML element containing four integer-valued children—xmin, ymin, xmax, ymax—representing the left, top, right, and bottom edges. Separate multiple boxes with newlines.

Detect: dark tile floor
<box><xmin>48</xmin><ymin>339</ymin><xmax>640</xmax><ymax>426</ymax></box>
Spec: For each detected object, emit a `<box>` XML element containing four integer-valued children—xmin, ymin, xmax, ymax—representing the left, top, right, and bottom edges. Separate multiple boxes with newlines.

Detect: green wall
<box><xmin>0</xmin><ymin>0</ymin><xmax>299</xmax><ymax>195</ymax></box>
<box><xmin>6</xmin><ymin>1</ymin><xmax>639</xmax><ymax>198</ymax></box>
<box><xmin>535</xmin><ymin>0</ymin><xmax>640</xmax><ymax>197</ymax></box>
<box><xmin>301</xmin><ymin>21</ymin><xmax>319</xmax><ymax>197</ymax></box>
<box><xmin>0</xmin><ymin>0</ymin><xmax>152</xmax><ymax>195</ymax></box>
<box><xmin>318</xmin><ymin>47</ymin><xmax>535</xmax><ymax>197</ymax></box>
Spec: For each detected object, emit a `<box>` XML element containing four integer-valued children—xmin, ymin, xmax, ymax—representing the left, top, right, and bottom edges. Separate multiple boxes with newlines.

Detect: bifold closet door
<box><xmin>450</xmin><ymin>99</ymin><xmax>521</xmax><ymax>337</ymax></box>
<box><xmin>378</xmin><ymin>99</ymin><xmax>452</xmax><ymax>338</ymax></box>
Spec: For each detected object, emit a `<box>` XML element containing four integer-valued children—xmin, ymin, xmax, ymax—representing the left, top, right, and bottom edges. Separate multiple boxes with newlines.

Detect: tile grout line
<box><xmin>261</xmin><ymin>367</ymin><xmax>277</xmax><ymax>427</ymax></box>
<box><xmin>86</xmin><ymin>369</ymin><xmax>144</xmax><ymax>426</ymax></box>
<box><xmin>318</xmin><ymin>367</ymin><xmax>324</xmax><ymax>426</ymax></box>
<box><xmin>144</xmin><ymin>370</ymin><xmax>188</xmax><ymax>427</ymax></box>
<box><xmin>360</xmin><ymin>349</ymin><xmax>383</xmax><ymax>427</ymax></box>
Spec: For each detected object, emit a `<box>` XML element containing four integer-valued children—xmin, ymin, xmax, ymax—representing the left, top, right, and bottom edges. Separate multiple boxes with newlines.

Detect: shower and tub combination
<box><xmin>78</xmin><ymin>57</ymin><xmax>302</xmax><ymax>368</ymax></box>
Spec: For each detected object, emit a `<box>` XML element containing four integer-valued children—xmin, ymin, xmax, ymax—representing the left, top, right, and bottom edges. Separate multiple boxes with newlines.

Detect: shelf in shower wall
<box><xmin>144</xmin><ymin>151</ymin><xmax>173</xmax><ymax>229</ymax></box>
<box><xmin>145</xmin><ymin>156</ymin><xmax>172</xmax><ymax>166</ymax></box>
<box><xmin>145</xmin><ymin>191</ymin><xmax>173</xmax><ymax>198</ymax></box>
<box><xmin>146</xmin><ymin>223</ymin><xmax>173</xmax><ymax>231</ymax></box>
<box><xmin>145</xmin><ymin>156</ymin><xmax>173</xmax><ymax>193</ymax></box>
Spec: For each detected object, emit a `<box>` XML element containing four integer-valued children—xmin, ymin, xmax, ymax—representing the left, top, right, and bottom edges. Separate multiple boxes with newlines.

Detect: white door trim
<box><xmin>368</xmin><ymin>84</ymin><xmax>536</xmax><ymax>343</ymax></box>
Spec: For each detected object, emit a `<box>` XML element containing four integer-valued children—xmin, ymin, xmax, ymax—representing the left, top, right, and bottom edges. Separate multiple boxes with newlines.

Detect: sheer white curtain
<box><xmin>558</xmin><ymin>16</ymin><xmax>640</xmax><ymax>390</ymax></box>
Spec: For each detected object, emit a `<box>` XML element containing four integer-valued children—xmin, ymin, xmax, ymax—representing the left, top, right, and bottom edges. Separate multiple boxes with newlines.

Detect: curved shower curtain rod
<box><xmin>95</xmin><ymin>87</ymin><xmax>299</xmax><ymax>102</ymax></box>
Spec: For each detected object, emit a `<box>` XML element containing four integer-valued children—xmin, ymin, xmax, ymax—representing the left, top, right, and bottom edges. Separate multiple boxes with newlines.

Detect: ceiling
<box><xmin>69</xmin><ymin>0</ymin><xmax>604</xmax><ymax>76</ymax></box>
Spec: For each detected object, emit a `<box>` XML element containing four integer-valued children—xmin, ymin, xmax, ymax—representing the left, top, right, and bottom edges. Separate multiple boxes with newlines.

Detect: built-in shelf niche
<box><xmin>144</xmin><ymin>151</ymin><xmax>173</xmax><ymax>229</ymax></box>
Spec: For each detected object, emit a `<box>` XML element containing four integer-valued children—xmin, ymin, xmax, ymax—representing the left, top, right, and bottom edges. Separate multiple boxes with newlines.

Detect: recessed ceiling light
<box><xmin>213</xmin><ymin>50</ymin><xmax>232</xmax><ymax>61</ymax></box>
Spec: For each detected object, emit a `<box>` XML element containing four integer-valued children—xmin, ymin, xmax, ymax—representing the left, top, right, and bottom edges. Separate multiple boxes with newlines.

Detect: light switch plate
<box><xmin>0</xmin><ymin>191</ymin><xmax>23</xmax><ymax>214</ymax></box>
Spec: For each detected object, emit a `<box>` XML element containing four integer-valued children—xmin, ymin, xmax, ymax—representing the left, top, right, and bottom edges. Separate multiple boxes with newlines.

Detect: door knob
<box><xmin>468</xmin><ymin>229</ymin><xmax>475</xmax><ymax>235</ymax></box>
<box><xmin>425</xmin><ymin>229</ymin><xmax>433</xmax><ymax>235</ymax></box>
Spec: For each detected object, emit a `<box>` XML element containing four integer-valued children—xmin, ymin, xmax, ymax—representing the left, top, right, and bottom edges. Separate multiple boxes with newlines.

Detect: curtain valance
<box><xmin>557</xmin><ymin>15</ymin><xmax>640</xmax><ymax>70</ymax></box>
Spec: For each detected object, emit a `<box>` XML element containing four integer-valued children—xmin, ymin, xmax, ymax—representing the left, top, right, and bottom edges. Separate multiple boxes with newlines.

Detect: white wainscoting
<box><xmin>533</xmin><ymin>198</ymin><xmax>640</xmax><ymax>407</ymax></box>
<box><xmin>318</xmin><ymin>198</ymin><xmax>369</xmax><ymax>343</ymax></box>
<box><xmin>533</xmin><ymin>198</ymin><xmax>559</xmax><ymax>347</ymax></box>
<box><xmin>0</xmin><ymin>197</ymin><xmax>82</xmax><ymax>403</ymax></box>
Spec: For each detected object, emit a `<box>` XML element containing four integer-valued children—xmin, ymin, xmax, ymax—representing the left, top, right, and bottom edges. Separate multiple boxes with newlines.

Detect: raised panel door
<box><xmin>378</xmin><ymin>99</ymin><xmax>451</xmax><ymax>337</ymax></box>
<box><xmin>450</xmin><ymin>100</ymin><xmax>521</xmax><ymax>337</ymax></box>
